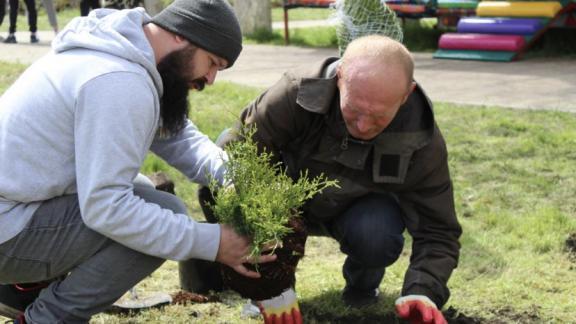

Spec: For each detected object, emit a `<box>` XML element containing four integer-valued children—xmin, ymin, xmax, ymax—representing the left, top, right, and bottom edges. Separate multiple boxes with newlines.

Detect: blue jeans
<box><xmin>327</xmin><ymin>193</ymin><xmax>406</xmax><ymax>292</ymax></box>
<box><xmin>0</xmin><ymin>176</ymin><xmax>184</xmax><ymax>323</ymax></box>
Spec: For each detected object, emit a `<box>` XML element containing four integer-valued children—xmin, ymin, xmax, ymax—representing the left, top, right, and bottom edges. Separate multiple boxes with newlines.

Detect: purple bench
<box><xmin>457</xmin><ymin>17</ymin><xmax>544</xmax><ymax>35</ymax></box>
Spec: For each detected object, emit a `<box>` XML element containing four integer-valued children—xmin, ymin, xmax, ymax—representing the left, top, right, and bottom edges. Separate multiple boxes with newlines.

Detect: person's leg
<box><xmin>41</xmin><ymin>0</ymin><xmax>58</xmax><ymax>33</ymax></box>
<box><xmin>328</xmin><ymin>193</ymin><xmax>406</xmax><ymax>306</ymax></box>
<box><xmin>7</xmin><ymin>0</ymin><xmax>18</xmax><ymax>35</ymax></box>
<box><xmin>0</xmin><ymin>184</ymin><xmax>186</xmax><ymax>322</ymax></box>
<box><xmin>90</xmin><ymin>0</ymin><xmax>100</xmax><ymax>11</ymax></box>
<box><xmin>23</xmin><ymin>0</ymin><xmax>36</xmax><ymax>33</ymax></box>
<box><xmin>79</xmin><ymin>0</ymin><xmax>89</xmax><ymax>16</ymax></box>
<box><xmin>0</xmin><ymin>0</ymin><xmax>6</xmax><ymax>27</ymax></box>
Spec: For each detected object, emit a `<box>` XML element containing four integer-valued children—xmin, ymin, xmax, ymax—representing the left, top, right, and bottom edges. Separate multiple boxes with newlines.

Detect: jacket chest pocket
<box><xmin>372</xmin><ymin>148</ymin><xmax>412</xmax><ymax>184</ymax></box>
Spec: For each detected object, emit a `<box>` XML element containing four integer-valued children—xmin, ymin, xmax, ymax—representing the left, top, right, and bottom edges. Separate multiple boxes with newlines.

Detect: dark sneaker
<box><xmin>0</xmin><ymin>284</ymin><xmax>45</xmax><ymax>319</ymax></box>
<box><xmin>3</xmin><ymin>35</ymin><xmax>16</xmax><ymax>44</ymax></box>
<box><xmin>342</xmin><ymin>286</ymin><xmax>380</xmax><ymax>308</ymax></box>
<box><xmin>30</xmin><ymin>35</ymin><xmax>39</xmax><ymax>44</ymax></box>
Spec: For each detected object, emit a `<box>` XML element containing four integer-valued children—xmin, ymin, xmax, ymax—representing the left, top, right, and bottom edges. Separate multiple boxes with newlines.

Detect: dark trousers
<box><xmin>0</xmin><ymin>179</ymin><xmax>179</xmax><ymax>322</ymax></box>
<box><xmin>8</xmin><ymin>0</ymin><xmax>37</xmax><ymax>33</ymax></box>
<box><xmin>327</xmin><ymin>193</ymin><xmax>406</xmax><ymax>292</ymax></box>
<box><xmin>80</xmin><ymin>0</ymin><xmax>101</xmax><ymax>16</ymax></box>
<box><xmin>0</xmin><ymin>0</ymin><xmax>5</xmax><ymax>26</ymax></box>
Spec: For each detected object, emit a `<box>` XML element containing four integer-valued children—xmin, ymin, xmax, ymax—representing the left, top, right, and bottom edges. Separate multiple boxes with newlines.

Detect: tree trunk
<box><xmin>234</xmin><ymin>0</ymin><xmax>272</xmax><ymax>36</ymax></box>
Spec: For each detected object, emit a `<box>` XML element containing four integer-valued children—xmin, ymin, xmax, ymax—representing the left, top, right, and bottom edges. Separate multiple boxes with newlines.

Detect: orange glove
<box><xmin>395</xmin><ymin>295</ymin><xmax>447</xmax><ymax>324</ymax></box>
<box><xmin>256</xmin><ymin>288</ymin><xmax>302</xmax><ymax>324</ymax></box>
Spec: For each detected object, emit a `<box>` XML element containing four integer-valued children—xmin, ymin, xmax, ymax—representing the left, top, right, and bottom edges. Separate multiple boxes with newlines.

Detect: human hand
<box><xmin>215</xmin><ymin>224</ymin><xmax>276</xmax><ymax>278</ymax></box>
<box><xmin>257</xmin><ymin>288</ymin><xmax>302</xmax><ymax>324</ymax></box>
<box><xmin>395</xmin><ymin>295</ymin><xmax>447</xmax><ymax>324</ymax></box>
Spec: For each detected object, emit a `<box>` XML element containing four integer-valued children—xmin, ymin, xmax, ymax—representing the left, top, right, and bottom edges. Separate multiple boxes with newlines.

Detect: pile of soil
<box><xmin>220</xmin><ymin>217</ymin><xmax>308</xmax><ymax>300</ymax></box>
<box><xmin>171</xmin><ymin>291</ymin><xmax>219</xmax><ymax>305</ymax></box>
<box><xmin>301</xmin><ymin>306</ymin><xmax>487</xmax><ymax>323</ymax></box>
<box><xmin>149</xmin><ymin>172</ymin><xmax>175</xmax><ymax>194</ymax></box>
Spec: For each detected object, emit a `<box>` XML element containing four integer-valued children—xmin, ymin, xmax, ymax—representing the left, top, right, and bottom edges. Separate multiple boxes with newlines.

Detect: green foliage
<box><xmin>271</xmin><ymin>7</ymin><xmax>333</xmax><ymax>22</ymax></box>
<box><xmin>402</xmin><ymin>19</ymin><xmax>444</xmax><ymax>53</ymax></box>
<box><xmin>208</xmin><ymin>127</ymin><xmax>338</xmax><ymax>258</ymax></box>
<box><xmin>244</xmin><ymin>28</ymin><xmax>279</xmax><ymax>43</ymax></box>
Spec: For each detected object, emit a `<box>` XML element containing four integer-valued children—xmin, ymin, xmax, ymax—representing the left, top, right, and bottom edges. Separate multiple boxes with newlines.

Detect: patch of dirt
<box><xmin>443</xmin><ymin>307</ymin><xmax>483</xmax><ymax>323</ymax></box>
<box><xmin>491</xmin><ymin>306</ymin><xmax>541</xmax><ymax>323</ymax></box>
<box><xmin>171</xmin><ymin>291</ymin><xmax>219</xmax><ymax>305</ymax></box>
<box><xmin>149</xmin><ymin>172</ymin><xmax>175</xmax><ymax>194</ymax></box>
<box><xmin>300</xmin><ymin>306</ymin><xmax>544</xmax><ymax>323</ymax></box>
<box><xmin>220</xmin><ymin>216</ymin><xmax>307</xmax><ymax>300</ymax></box>
<box><xmin>299</xmin><ymin>307</ymin><xmax>485</xmax><ymax>324</ymax></box>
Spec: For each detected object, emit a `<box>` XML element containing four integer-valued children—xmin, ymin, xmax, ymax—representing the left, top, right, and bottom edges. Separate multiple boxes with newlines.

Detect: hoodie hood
<box><xmin>53</xmin><ymin>8</ymin><xmax>162</xmax><ymax>96</ymax></box>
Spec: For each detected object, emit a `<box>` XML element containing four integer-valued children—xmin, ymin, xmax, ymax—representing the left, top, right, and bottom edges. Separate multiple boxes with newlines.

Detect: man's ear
<box><xmin>336</xmin><ymin>65</ymin><xmax>344</xmax><ymax>89</ymax></box>
<box><xmin>401</xmin><ymin>81</ymin><xmax>416</xmax><ymax>104</ymax></box>
<box><xmin>409</xmin><ymin>81</ymin><xmax>416</xmax><ymax>94</ymax></box>
<box><xmin>173</xmin><ymin>34</ymin><xmax>189</xmax><ymax>48</ymax></box>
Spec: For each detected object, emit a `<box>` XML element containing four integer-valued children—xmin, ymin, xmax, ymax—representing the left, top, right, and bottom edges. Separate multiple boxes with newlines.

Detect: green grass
<box><xmin>1</xmin><ymin>53</ymin><xmax>576</xmax><ymax>323</ymax></box>
<box><xmin>244</xmin><ymin>26</ymin><xmax>339</xmax><ymax>48</ymax></box>
<box><xmin>271</xmin><ymin>7</ymin><xmax>333</xmax><ymax>22</ymax></box>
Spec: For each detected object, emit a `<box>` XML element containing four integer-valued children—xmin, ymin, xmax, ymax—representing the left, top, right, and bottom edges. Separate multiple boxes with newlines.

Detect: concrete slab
<box><xmin>1</xmin><ymin>30</ymin><xmax>575</xmax><ymax>113</ymax></box>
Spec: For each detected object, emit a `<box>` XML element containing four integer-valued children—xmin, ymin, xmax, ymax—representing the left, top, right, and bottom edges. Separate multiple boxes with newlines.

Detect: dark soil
<box><xmin>300</xmin><ymin>306</ymin><xmax>484</xmax><ymax>324</ymax></box>
<box><xmin>149</xmin><ymin>172</ymin><xmax>175</xmax><ymax>194</ymax></box>
<box><xmin>302</xmin><ymin>305</ymin><xmax>547</xmax><ymax>323</ymax></box>
<box><xmin>171</xmin><ymin>290</ymin><xmax>219</xmax><ymax>305</ymax></box>
<box><xmin>220</xmin><ymin>217</ymin><xmax>308</xmax><ymax>300</ymax></box>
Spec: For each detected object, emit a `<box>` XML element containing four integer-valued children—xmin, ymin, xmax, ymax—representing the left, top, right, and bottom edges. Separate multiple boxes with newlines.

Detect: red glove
<box><xmin>395</xmin><ymin>295</ymin><xmax>447</xmax><ymax>324</ymax></box>
<box><xmin>256</xmin><ymin>288</ymin><xmax>302</xmax><ymax>324</ymax></box>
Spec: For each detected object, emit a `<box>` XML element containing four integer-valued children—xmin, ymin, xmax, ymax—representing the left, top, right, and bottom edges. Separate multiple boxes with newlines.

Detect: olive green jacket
<box><xmin>238</xmin><ymin>58</ymin><xmax>462</xmax><ymax>307</ymax></box>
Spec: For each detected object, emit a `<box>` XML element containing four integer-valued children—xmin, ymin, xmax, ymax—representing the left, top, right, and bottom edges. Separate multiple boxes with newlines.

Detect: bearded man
<box><xmin>0</xmin><ymin>1</ymin><xmax>275</xmax><ymax>323</ymax></box>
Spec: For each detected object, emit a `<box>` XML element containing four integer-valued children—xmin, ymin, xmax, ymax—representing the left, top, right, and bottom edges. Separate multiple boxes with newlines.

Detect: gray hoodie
<box><xmin>0</xmin><ymin>8</ymin><xmax>226</xmax><ymax>261</ymax></box>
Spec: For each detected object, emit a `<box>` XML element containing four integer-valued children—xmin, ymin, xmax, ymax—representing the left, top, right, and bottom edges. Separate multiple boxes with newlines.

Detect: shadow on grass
<box><xmin>526</xmin><ymin>28</ymin><xmax>576</xmax><ymax>59</ymax></box>
<box><xmin>299</xmin><ymin>289</ymin><xmax>488</xmax><ymax>323</ymax></box>
<box><xmin>299</xmin><ymin>288</ymin><xmax>400</xmax><ymax>324</ymax></box>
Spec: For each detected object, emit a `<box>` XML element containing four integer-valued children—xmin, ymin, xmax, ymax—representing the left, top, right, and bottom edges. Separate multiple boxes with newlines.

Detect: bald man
<box><xmin>194</xmin><ymin>35</ymin><xmax>461</xmax><ymax>324</ymax></box>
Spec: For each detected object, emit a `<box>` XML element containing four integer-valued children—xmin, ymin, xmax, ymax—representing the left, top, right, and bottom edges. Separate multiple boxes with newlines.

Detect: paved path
<box><xmin>2</xmin><ymin>30</ymin><xmax>575</xmax><ymax>112</ymax></box>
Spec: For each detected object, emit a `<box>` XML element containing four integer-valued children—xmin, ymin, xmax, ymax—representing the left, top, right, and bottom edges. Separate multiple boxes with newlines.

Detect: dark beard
<box><xmin>157</xmin><ymin>45</ymin><xmax>206</xmax><ymax>136</ymax></box>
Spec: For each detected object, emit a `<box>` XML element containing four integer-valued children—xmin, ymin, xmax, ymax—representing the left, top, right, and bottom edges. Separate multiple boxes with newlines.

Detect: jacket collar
<box><xmin>296</xmin><ymin>58</ymin><xmax>340</xmax><ymax>114</ymax></box>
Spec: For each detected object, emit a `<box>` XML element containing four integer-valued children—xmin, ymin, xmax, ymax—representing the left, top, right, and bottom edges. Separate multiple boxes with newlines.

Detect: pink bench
<box><xmin>438</xmin><ymin>33</ymin><xmax>526</xmax><ymax>51</ymax></box>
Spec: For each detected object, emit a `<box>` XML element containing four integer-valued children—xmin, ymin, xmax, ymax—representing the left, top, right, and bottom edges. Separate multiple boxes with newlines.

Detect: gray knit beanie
<box><xmin>151</xmin><ymin>0</ymin><xmax>242</xmax><ymax>68</ymax></box>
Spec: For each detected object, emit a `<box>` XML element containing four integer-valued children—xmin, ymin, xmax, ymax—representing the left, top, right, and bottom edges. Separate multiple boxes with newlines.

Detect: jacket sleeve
<box><xmin>150</xmin><ymin>119</ymin><xmax>228</xmax><ymax>187</ymax></box>
<box><xmin>397</xmin><ymin>128</ymin><xmax>462</xmax><ymax>308</ymax></box>
<box><xmin>238</xmin><ymin>72</ymin><xmax>309</xmax><ymax>161</ymax></box>
<box><xmin>74</xmin><ymin>73</ymin><xmax>220</xmax><ymax>262</ymax></box>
